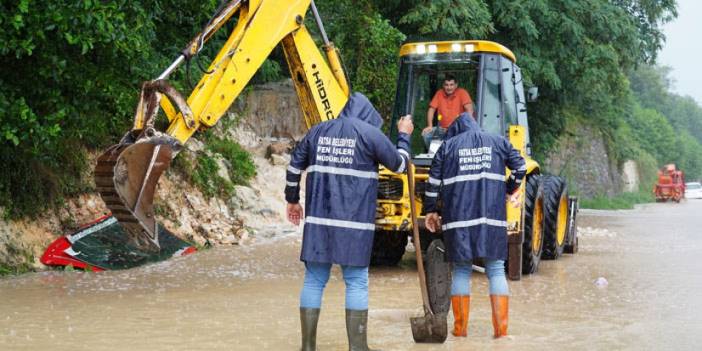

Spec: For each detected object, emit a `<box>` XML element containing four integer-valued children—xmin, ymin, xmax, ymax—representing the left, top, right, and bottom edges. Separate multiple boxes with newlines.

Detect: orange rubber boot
<box><xmin>490</xmin><ymin>295</ymin><xmax>509</xmax><ymax>338</ymax></box>
<box><xmin>450</xmin><ymin>295</ymin><xmax>470</xmax><ymax>337</ymax></box>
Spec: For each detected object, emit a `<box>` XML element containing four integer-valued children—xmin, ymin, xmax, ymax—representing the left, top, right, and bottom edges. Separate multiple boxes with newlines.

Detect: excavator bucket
<box><xmin>95</xmin><ymin>135</ymin><xmax>180</xmax><ymax>252</ymax></box>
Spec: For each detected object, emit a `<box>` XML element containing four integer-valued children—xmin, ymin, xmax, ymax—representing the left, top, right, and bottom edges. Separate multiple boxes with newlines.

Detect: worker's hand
<box><xmin>425</xmin><ymin>212</ymin><xmax>442</xmax><ymax>233</ymax></box>
<box><xmin>508</xmin><ymin>191</ymin><xmax>521</xmax><ymax>208</ymax></box>
<box><xmin>397</xmin><ymin>115</ymin><xmax>414</xmax><ymax>135</ymax></box>
<box><xmin>286</xmin><ymin>203</ymin><xmax>304</xmax><ymax>226</ymax></box>
<box><xmin>422</xmin><ymin>126</ymin><xmax>434</xmax><ymax>136</ymax></box>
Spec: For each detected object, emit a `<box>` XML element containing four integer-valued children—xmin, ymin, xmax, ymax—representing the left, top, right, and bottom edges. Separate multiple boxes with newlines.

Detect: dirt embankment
<box><xmin>0</xmin><ymin>80</ymin><xmax>304</xmax><ymax>273</ymax></box>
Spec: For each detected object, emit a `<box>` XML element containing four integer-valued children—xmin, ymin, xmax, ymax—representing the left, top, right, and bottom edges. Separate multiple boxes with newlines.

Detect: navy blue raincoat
<box><xmin>285</xmin><ymin>93</ymin><xmax>411</xmax><ymax>266</ymax></box>
<box><xmin>423</xmin><ymin>114</ymin><xmax>526</xmax><ymax>262</ymax></box>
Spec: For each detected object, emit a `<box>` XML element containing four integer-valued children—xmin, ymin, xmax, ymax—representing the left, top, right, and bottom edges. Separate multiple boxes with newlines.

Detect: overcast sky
<box><xmin>658</xmin><ymin>0</ymin><xmax>702</xmax><ymax>104</ymax></box>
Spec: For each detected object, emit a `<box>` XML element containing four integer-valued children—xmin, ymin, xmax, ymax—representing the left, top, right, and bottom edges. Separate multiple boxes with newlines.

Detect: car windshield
<box><xmin>686</xmin><ymin>183</ymin><xmax>701</xmax><ymax>190</ymax></box>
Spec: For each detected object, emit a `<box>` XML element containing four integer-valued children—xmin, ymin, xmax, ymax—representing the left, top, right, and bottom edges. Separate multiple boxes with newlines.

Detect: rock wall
<box><xmin>235</xmin><ymin>79</ymin><xmax>307</xmax><ymax>140</ymax></box>
<box><xmin>542</xmin><ymin>124</ymin><xmax>623</xmax><ymax>197</ymax></box>
<box><xmin>0</xmin><ymin>193</ymin><xmax>109</xmax><ymax>272</ymax></box>
<box><xmin>620</xmin><ymin>160</ymin><xmax>640</xmax><ymax>193</ymax></box>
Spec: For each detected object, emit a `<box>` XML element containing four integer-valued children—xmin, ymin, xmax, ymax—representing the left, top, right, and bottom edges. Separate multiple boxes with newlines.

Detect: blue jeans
<box><xmin>300</xmin><ymin>262</ymin><xmax>369</xmax><ymax>310</ymax></box>
<box><xmin>422</xmin><ymin>127</ymin><xmax>447</xmax><ymax>150</ymax></box>
<box><xmin>451</xmin><ymin>260</ymin><xmax>509</xmax><ymax>296</ymax></box>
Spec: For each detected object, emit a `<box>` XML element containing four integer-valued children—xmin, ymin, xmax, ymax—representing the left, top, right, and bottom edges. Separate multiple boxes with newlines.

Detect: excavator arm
<box><xmin>95</xmin><ymin>0</ymin><xmax>350</xmax><ymax>250</ymax></box>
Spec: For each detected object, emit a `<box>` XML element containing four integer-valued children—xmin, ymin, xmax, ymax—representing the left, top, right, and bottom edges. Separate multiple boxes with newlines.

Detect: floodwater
<box><xmin>2</xmin><ymin>201</ymin><xmax>702</xmax><ymax>350</ymax></box>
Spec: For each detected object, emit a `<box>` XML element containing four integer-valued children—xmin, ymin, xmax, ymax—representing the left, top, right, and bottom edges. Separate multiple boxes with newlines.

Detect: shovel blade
<box><xmin>410</xmin><ymin>313</ymin><xmax>448</xmax><ymax>343</ymax></box>
<box><xmin>95</xmin><ymin>136</ymin><xmax>178</xmax><ymax>252</ymax></box>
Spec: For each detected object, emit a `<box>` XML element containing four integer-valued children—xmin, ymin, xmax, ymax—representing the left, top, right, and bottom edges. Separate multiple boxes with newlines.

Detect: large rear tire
<box><xmin>541</xmin><ymin>176</ymin><xmax>569</xmax><ymax>259</ymax></box>
<box><xmin>522</xmin><ymin>174</ymin><xmax>544</xmax><ymax>274</ymax></box>
<box><xmin>370</xmin><ymin>230</ymin><xmax>408</xmax><ymax>266</ymax></box>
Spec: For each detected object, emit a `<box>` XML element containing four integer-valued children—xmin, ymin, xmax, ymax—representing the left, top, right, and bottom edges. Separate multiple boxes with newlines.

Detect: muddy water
<box><xmin>2</xmin><ymin>201</ymin><xmax>702</xmax><ymax>350</ymax></box>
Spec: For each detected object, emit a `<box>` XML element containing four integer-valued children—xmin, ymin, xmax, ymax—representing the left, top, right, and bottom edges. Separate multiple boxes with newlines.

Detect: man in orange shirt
<box><xmin>421</xmin><ymin>74</ymin><xmax>474</xmax><ymax>149</ymax></box>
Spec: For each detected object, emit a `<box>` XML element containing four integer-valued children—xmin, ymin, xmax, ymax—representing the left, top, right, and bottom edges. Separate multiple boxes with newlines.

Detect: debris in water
<box><xmin>594</xmin><ymin>277</ymin><xmax>608</xmax><ymax>287</ymax></box>
<box><xmin>41</xmin><ymin>215</ymin><xmax>196</xmax><ymax>271</ymax></box>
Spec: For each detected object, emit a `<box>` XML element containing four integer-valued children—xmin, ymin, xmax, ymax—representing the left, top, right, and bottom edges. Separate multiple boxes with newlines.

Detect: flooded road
<box><xmin>2</xmin><ymin>200</ymin><xmax>702</xmax><ymax>350</ymax></box>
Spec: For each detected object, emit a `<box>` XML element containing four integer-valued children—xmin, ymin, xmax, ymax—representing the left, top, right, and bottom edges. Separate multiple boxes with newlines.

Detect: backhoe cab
<box><xmin>372</xmin><ymin>41</ymin><xmax>578</xmax><ymax>280</ymax></box>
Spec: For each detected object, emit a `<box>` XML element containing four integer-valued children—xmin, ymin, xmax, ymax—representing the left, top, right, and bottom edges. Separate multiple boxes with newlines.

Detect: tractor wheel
<box><xmin>370</xmin><ymin>230</ymin><xmax>408</xmax><ymax>266</ymax></box>
<box><xmin>522</xmin><ymin>174</ymin><xmax>544</xmax><ymax>274</ymax></box>
<box><xmin>541</xmin><ymin>176</ymin><xmax>569</xmax><ymax>260</ymax></box>
<box><xmin>425</xmin><ymin>239</ymin><xmax>451</xmax><ymax>315</ymax></box>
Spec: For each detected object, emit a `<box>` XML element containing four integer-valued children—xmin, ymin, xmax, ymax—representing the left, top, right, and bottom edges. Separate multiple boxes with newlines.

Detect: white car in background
<box><xmin>685</xmin><ymin>182</ymin><xmax>702</xmax><ymax>199</ymax></box>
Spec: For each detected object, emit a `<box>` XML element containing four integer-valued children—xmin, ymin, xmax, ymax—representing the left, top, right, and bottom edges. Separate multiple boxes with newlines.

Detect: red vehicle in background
<box><xmin>654</xmin><ymin>164</ymin><xmax>686</xmax><ymax>202</ymax></box>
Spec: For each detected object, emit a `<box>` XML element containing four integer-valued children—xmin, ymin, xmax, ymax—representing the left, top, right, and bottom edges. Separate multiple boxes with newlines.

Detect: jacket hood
<box><xmin>338</xmin><ymin>92</ymin><xmax>383</xmax><ymax>128</ymax></box>
<box><xmin>445</xmin><ymin>113</ymin><xmax>479</xmax><ymax>139</ymax></box>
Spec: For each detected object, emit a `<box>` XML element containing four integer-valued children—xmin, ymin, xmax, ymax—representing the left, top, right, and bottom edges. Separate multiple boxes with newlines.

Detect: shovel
<box><xmin>406</xmin><ymin>160</ymin><xmax>448</xmax><ymax>343</ymax></box>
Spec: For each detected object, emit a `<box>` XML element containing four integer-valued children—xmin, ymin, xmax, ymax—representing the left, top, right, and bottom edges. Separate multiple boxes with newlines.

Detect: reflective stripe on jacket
<box><xmin>423</xmin><ymin>114</ymin><xmax>526</xmax><ymax>262</ymax></box>
<box><xmin>285</xmin><ymin>93</ymin><xmax>410</xmax><ymax>266</ymax></box>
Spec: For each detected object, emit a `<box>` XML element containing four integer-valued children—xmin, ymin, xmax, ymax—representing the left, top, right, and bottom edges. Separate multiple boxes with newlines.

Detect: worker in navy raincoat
<box><xmin>423</xmin><ymin>113</ymin><xmax>525</xmax><ymax>339</ymax></box>
<box><xmin>285</xmin><ymin>93</ymin><xmax>413</xmax><ymax>351</ymax></box>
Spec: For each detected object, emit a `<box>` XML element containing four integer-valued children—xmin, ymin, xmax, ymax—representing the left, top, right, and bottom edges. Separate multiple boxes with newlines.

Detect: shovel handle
<box><xmin>406</xmin><ymin>159</ymin><xmax>434</xmax><ymax>316</ymax></box>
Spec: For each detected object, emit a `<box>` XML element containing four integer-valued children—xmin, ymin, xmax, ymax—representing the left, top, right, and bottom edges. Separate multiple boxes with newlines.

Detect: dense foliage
<box><xmin>0</xmin><ymin>1</ymin><xmax>222</xmax><ymax>217</ymax></box>
<box><xmin>626</xmin><ymin>65</ymin><xmax>702</xmax><ymax>179</ymax></box>
<box><xmin>2</xmin><ymin>0</ymin><xmax>700</xmax><ymax>218</ymax></box>
<box><xmin>343</xmin><ymin>0</ymin><xmax>702</xmax><ymax>183</ymax></box>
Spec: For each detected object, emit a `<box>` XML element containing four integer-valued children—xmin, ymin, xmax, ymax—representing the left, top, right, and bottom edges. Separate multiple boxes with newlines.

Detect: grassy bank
<box><xmin>0</xmin><ymin>262</ymin><xmax>34</xmax><ymax>277</ymax></box>
<box><xmin>580</xmin><ymin>191</ymin><xmax>654</xmax><ymax>210</ymax></box>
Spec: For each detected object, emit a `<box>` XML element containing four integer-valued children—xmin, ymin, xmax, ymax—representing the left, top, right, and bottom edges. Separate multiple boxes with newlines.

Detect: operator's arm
<box><xmin>426</xmin><ymin>107</ymin><xmax>436</xmax><ymax>129</ymax></box>
<box><xmin>423</xmin><ymin>92</ymin><xmax>440</xmax><ymax>134</ymax></box>
<box><xmin>461</xmin><ymin>89</ymin><xmax>474</xmax><ymax>118</ymax></box>
<box><xmin>372</xmin><ymin>117</ymin><xmax>413</xmax><ymax>174</ymax></box>
<box><xmin>463</xmin><ymin>103</ymin><xmax>474</xmax><ymax>117</ymax></box>
<box><xmin>503</xmin><ymin>138</ymin><xmax>526</xmax><ymax>194</ymax></box>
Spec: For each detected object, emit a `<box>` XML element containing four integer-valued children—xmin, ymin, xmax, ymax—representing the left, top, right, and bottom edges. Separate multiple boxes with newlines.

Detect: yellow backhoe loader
<box><xmin>95</xmin><ymin>1</ymin><xmax>578</xmax><ymax>282</ymax></box>
<box><xmin>370</xmin><ymin>41</ymin><xmax>579</xmax><ymax>280</ymax></box>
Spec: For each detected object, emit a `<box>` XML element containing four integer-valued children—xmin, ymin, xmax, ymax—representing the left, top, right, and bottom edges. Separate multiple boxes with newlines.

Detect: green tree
<box><xmin>628</xmin><ymin>65</ymin><xmax>672</xmax><ymax>110</ymax></box>
<box><xmin>371</xmin><ymin>0</ymin><xmax>677</xmax><ymax>160</ymax></box>
<box><xmin>675</xmin><ymin>132</ymin><xmax>702</xmax><ymax>179</ymax></box>
<box><xmin>0</xmin><ymin>0</ymin><xmax>686</xmax><ymax>218</ymax></box>
<box><xmin>486</xmin><ymin>0</ymin><xmax>675</xmax><ymax>158</ymax></box>
<box><xmin>0</xmin><ymin>0</ymin><xmax>220</xmax><ymax>217</ymax></box>
<box><xmin>314</xmin><ymin>0</ymin><xmax>406</xmax><ymax>117</ymax></box>
<box><xmin>625</xmin><ymin>106</ymin><xmax>677</xmax><ymax>163</ymax></box>
<box><xmin>627</xmin><ymin>64</ymin><xmax>702</xmax><ymax>178</ymax></box>
<box><xmin>666</xmin><ymin>95</ymin><xmax>702</xmax><ymax>144</ymax></box>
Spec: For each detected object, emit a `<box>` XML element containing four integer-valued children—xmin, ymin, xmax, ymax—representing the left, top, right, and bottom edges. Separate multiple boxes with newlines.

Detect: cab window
<box><xmin>500</xmin><ymin>57</ymin><xmax>518</xmax><ymax>131</ymax></box>
<box><xmin>480</xmin><ymin>54</ymin><xmax>502</xmax><ymax>136</ymax></box>
<box><xmin>391</xmin><ymin>54</ymin><xmax>480</xmax><ymax>155</ymax></box>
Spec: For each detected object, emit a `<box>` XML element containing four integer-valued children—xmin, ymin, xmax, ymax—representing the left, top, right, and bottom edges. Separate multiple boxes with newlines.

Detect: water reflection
<box><xmin>2</xmin><ymin>201</ymin><xmax>702</xmax><ymax>350</ymax></box>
